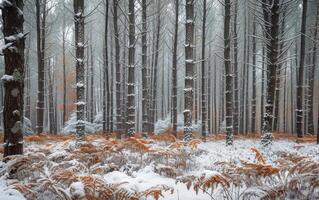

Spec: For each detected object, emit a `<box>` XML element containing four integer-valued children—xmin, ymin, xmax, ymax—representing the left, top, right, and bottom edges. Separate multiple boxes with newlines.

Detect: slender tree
<box><xmin>103</xmin><ymin>0</ymin><xmax>110</xmax><ymax>133</ymax></box>
<box><xmin>1</xmin><ymin>0</ymin><xmax>25</xmax><ymax>156</ymax></box>
<box><xmin>74</xmin><ymin>0</ymin><xmax>85</xmax><ymax>140</ymax></box>
<box><xmin>171</xmin><ymin>0</ymin><xmax>179</xmax><ymax>137</ymax></box>
<box><xmin>201</xmin><ymin>0</ymin><xmax>207</xmax><ymax>140</ymax></box>
<box><xmin>224</xmin><ymin>0</ymin><xmax>233</xmax><ymax>145</ymax></box>
<box><xmin>36</xmin><ymin>0</ymin><xmax>45</xmax><ymax>134</ymax></box>
<box><xmin>141</xmin><ymin>0</ymin><xmax>149</xmax><ymax>135</ymax></box>
<box><xmin>261</xmin><ymin>0</ymin><xmax>280</xmax><ymax>145</ymax></box>
<box><xmin>126</xmin><ymin>0</ymin><xmax>136</xmax><ymax>136</ymax></box>
<box><xmin>184</xmin><ymin>0</ymin><xmax>195</xmax><ymax>141</ymax></box>
<box><xmin>296</xmin><ymin>0</ymin><xmax>308</xmax><ymax>138</ymax></box>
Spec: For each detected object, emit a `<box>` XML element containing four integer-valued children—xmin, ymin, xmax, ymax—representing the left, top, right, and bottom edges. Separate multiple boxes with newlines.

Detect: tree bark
<box><xmin>126</xmin><ymin>0</ymin><xmax>136</xmax><ymax>136</ymax></box>
<box><xmin>74</xmin><ymin>0</ymin><xmax>85</xmax><ymax>140</ymax></box>
<box><xmin>261</xmin><ymin>0</ymin><xmax>280</xmax><ymax>145</ymax></box>
<box><xmin>296</xmin><ymin>0</ymin><xmax>308</xmax><ymax>138</ymax></box>
<box><xmin>201</xmin><ymin>0</ymin><xmax>207</xmax><ymax>140</ymax></box>
<box><xmin>184</xmin><ymin>0</ymin><xmax>195</xmax><ymax>141</ymax></box>
<box><xmin>1</xmin><ymin>0</ymin><xmax>25</xmax><ymax>157</ymax></box>
<box><xmin>224</xmin><ymin>0</ymin><xmax>233</xmax><ymax>145</ymax></box>
<box><xmin>171</xmin><ymin>0</ymin><xmax>179</xmax><ymax>137</ymax></box>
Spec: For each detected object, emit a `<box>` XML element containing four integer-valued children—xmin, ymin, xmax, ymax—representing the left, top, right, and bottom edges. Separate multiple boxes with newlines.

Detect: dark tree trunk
<box><xmin>74</xmin><ymin>0</ymin><xmax>85</xmax><ymax>139</ymax></box>
<box><xmin>251</xmin><ymin>14</ymin><xmax>257</xmax><ymax>133</ymax></box>
<box><xmin>232</xmin><ymin>0</ymin><xmax>239</xmax><ymax>135</ymax></box>
<box><xmin>1</xmin><ymin>0</ymin><xmax>25</xmax><ymax>157</ymax></box>
<box><xmin>150</xmin><ymin>0</ymin><xmax>161</xmax><ymax>133</ymax></box>
<box><xmin>103</xmin><ymin>0</ymin><xmax>110</xmax><ymax>133</ymax></box>
<box><xmin>171</xmin><ymin>0</ymin><xmax>179</xmax><ymax>137</ymax></box>
<box><xmin>261</xmin><ymin>0</ymin><xmax>280</xmax><ymax>145</ymax></box>
<box><xmin>296</xmin><ymin>0</ymin><xmax>308</xmax><ymax>138</ymax></box>
<box><xmin>307</xmin><ymin>2</ymin><xmax>319</xmax><ymax>135</ymax></box>
<box><xmin>126</xmin><ymin>0</ymin><xmax>136</xmax><ymax>136</ymax></box>
<box><xmin>184</xmin><ymin>0</ymin><xmax>195</xmax><ymax>141</ymax></box>
<box><xmin>141</xmin><ymin>0</ymin><xmax>149</xmax><ymax>134</ymax></box>
<box><xmin>201</xmin><ymin>0</ymin><xmax>207</xmax><ymax>140</ymax></box>
<box><xmin>224</xmin><ymin>0</ymin><xmax>233</xmax><ymax>145</ymax></box>
<box><xmin>36</xmin><ymin>0</ymin><xmax>45</xmax><ymax>134</ymax></box>
<box><xmin>62</xmin><ymin>7</ymin><xmax>67</xmax><ymax>126</ymax></box>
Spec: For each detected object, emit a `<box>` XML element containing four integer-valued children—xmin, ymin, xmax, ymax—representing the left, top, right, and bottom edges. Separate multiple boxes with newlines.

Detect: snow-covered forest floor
<box><xmin>0</xmin><ymin>133</ymin><xmax>318</xmax><ymax>200</ymax></box>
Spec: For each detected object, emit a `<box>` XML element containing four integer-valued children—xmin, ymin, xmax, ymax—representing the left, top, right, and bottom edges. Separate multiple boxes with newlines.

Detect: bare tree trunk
<box><xmin>62</xmin><ymin>6</ymin><xmax>67</xmax><ymax>126</ymax></box>
<box><xmin>251</xmin><ymin>14</ymin><xmax>257</xmax><ymax>133</ymax></box>
<box><xmin>171</xmin><ymin>0</ymin><xmax>179</xmax><ymax>137</ymax></box>
<box><xmin>126</xmin><ymin>0</ymin><xmax>136</xmax><ymax>136</ymax></box>
<box><xmin>224</xmin><ymin>0</ymin><xmax>233</xmax><ymax>145</ymax></box>
<box><xmin>24</xmin><ymin>36</ymin><xmax>31</xmax><ymax>120</ymax></box>
<box><xmin>296</xmin><ymin>0</ymin><xmax>308</xmax><ymax>138</ymax></box>
<box><xmin>1</xmin><ymin>0</ymin><xmax>25</xmax><ymax>157</ymax></box>
<box><xmin>74</xmin><ymin>0</ymin><xmax>85</xmax><ymax>140</ymax></box>
<box><xmin>232</xmin><ymin>0</ymin><xmax>239</xmax><ymax>135</ymax></box>
<box><xmin>36</xmin><ymin>0</ymin><xmax>45</xmax><ymax>134</ymax></box>
<box><xmin>150</xmin><ymin>0</ymin><xmax>161</xmax><ymax>133</ymax></box>
<box><xmin>48</xmin><ymin>58</ymin><xmax>55</xmax><ymax>134</ymax></box>
<box><xmin>201</xmin><ymin>0</ymin><xmax>207</xmax><ymax>140</ymax></box>
<box><xmin>103</xmin><ymin>0</ymin><xmax>109</xmax><ymax>133</ymax></box>
<box><xmin>141</xmin><ymin>0</ymin><xmax>149</xmax><ymax>135</ymax></box>
<box><xmin>307</xmin><ymin>3</ymin><xmax>319</xmax><ymax>135</ymax></box>
<box><xmin>261</xmin><ymin>0</ymin><xmax>280</xmax><ymax>145</ymax></box>
<box><xmin>184</xmin><ymin>0</ymin><xmax>195</xmax><ymax>141</ymax></box>
<box><xmin>89</xmin><ymin>30</ymin><xmax>94</xmax><ymax>123</ymax></box>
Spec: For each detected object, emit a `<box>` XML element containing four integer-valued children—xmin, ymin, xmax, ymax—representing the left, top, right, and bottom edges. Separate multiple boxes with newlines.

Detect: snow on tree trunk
<box><xmin>141</xmin><ymin>0</ymin><xmax>149</xmax><ymax>135</ymax></box>
<box><xmin>74</xmin><ymin>0</ymin><xmax>85</xmax><ymax>140</ymax></box>
<box><xmin>201</xmin><ymin>0</ymin><xmax>207</xmax><ymax>140</ymax></box>
<box><xmin>171</xmin><ymin>0</ymin><xmax>179</xmax><ymax>137</ymax></box>
<box><xmin>103</xmin><ymin>0</ymin><xmax>109</xmax><ymax>133</ymax></box>
<box><xmin>232</xmin><ymin>0</ymin><xmax>239</xmax><ymax>135</ymax></box>
<box><xmin>126</xmin><ymin>0</ymin><xmax>136</xmax><ymax>136</ymax></box>
<box><xmin>113</xmin><ymin>0</ymin><xmax>122</xmax><ymax>135</ymax></box>
<box><xmin>296</xmin><ymin>0</ymin><xmax>308</xmax><ymax>138</ymax></box>
<box><xmin>261</xmin><ymin>0</ymin><xmax>280</xmax><ymax>146</ymax></box>
<box><xmin>224</xmin><ymin>0</ymin><xmax>233</xmax><ymax>146</ymax></box>
<box><xmin>251</xmin><ymin>13</ymin><xmax>257</xmax><ymax>133</ymax></box>
<box><xmin>1</xmin><ymin>0</ymin><xmax>26</xmax><ymax>157</ymax></box>
<box><xmin>36</xmin><ymin>0</ymin><xmax>45</xmax><ymax>134</ymax></box>
<box><xmin>184</xmin><ymin>0</ymin><xmax>195</xmax><ymax>142</ymax></box>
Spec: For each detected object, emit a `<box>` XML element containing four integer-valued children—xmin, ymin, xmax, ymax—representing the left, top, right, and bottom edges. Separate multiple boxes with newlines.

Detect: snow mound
<box><xmin>155</xmin><ymin>114</ymin><xmax>201</xmax><ymax>134</ymax></box>
<box><xmin>62</xmin><ymin>113</ymin><xmax>96</xmax><ymax>134</ymax></box>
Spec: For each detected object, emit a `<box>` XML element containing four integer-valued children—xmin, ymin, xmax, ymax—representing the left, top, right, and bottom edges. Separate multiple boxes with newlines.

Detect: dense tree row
<box><xmin>1</xmin><ymin>0</ymin><xmax>319</xmax><ymax>156</ymax></box>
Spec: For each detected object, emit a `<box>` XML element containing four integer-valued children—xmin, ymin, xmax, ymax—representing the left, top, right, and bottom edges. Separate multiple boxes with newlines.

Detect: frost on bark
<box><xmin>74</xmin><ymin>0</ymin><xmax>85</xmax><ymax>140</ymax></box>
<box><xmin>171</xmin><ymin>0</ymin><xmax>179</xmax><ymax>137</ymax></box>
<box><xmin>184</xmin><ymin>0</ymin><xmax>195</xmax><ymax>142</ymax></box>
<box><xmin>232</xmin><ymin>0</ymin><xmax>239</xmax><ymax>135</ymax></box>
<box><xmin>103</xmin><ymin>0</ymin><xmax>110</xmax><ymax>133</ymax></box>
<box><xmin>296</xmin><ymin>0</ymin><xmax>307</xmax><ymax>138</ymax></box>
<box><xmin>126</xmin><ymin>0</ymin><xmax>136</xmax><ymax>136</ymax></box>
<box><xmin>36</xmin><ymin>0</ymin><xmax>45</xmax><ymax>134</ymax></box>
<box><xmin>113</xmin><ymin>0</ymin><xmax>122</xmax><ymax>135</ymax></box>
<box><xmin>1</xmin><ymin>0</ymin><xmax>26</xmax><ymax>157</ymax></box>
<box><xmin>141</xmin><ymin>0</ymin><xmax>149</xmax><ymax>135</ymax></box>
<box><xmin>224</xmin><ymin>0</ymin><xmax>233</xmax><ymax>146</ymax></box>
<box><xmin>201</xmin><ymin>0</ymin><xmax>207</xmax><ymax>140</ymax></box>
<box><xmin>261</xmin><ymin>0</ymin><xmax>280</xmax><ymax>146</ymax></box>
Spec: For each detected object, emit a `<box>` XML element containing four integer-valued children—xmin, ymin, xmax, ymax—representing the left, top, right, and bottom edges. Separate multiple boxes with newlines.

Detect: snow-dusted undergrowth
<box><xmin>0</xmin><ymin>134</ymin><xmax>318</xmax><ymax>200</ymax></box>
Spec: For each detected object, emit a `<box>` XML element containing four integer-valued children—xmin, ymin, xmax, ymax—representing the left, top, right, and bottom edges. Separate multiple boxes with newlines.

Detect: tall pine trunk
<box><xmin>171</xmin><ymin>0</ymin><xmax>179</xmax><ymax>137</ymax></box>
<box><xmin>1</xmin><ymin>0</ymin><xmax>25</xmax><ymax>157</ymax></box>
<box><xmin>126</xmin><ymin>0</ymin><xmax>136</xmax><ymax>136</ymax></box>
<box><xmin>74</xmin><ymin>0</ymin><xmax>85</xmax><ymax>140</ymax></box>
<box><xmin>201</xmin><ymin>0</ymin><xmax>207</xmax><ymax>140</ymax></box>
<box><xmin>224</xmin><ymin>0</ymin><xmax>233</xmax><ymax>145</ymax></box>
<box><xmin>184</xmin><ymin>0</ymin><xmax>195</xmax><ymax>141</ymax></box>
<box><xmin>296</xmin><ymin>0</ymin><xmax>308</xmax><ymax>138</ymax></box>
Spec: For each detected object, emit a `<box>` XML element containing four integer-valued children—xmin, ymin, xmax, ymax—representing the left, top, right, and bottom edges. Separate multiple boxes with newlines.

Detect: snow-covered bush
<box><xmin>62</xmin><ymin>113</ymin><xmax>96</xmax><ymax>134</ymax></box>
<box><xmin>0</xmin><ymin>116</ymin><xmax>33</xmax><ymax>135</ymax></box>
<box><xmin>155</xmin><ymin>114</ymin><xmax>201</xmax><ymax>134</ymax></box>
